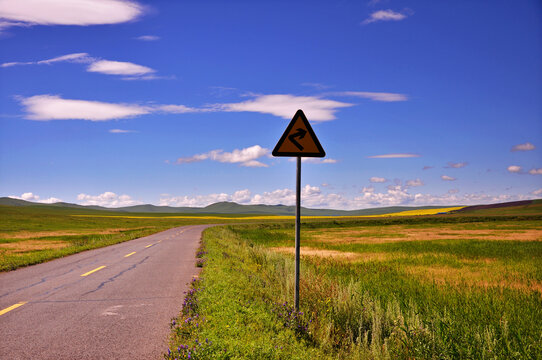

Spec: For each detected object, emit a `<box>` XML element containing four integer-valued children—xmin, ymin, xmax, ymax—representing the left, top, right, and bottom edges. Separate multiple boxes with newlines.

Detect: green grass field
<box><xmin>0</xmin><ymin>204</ymin><xmax>282</xmax><ymax>272</ymax></box>
<box><xmin>167</xmin><ymin>212</ymin><xmax>542</xmax><ymax>359</ymax></box>
<box><xmin>2</xmin><ymin>201</ymin><xmax>542</xmax><ymax>358</ymax></box>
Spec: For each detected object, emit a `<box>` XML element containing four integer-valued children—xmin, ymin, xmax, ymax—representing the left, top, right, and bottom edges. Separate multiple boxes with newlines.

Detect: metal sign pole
<box><xmin>295</xmin><ymin>156</ymin><xmax>301</xmax><ymax>311</ymax></box>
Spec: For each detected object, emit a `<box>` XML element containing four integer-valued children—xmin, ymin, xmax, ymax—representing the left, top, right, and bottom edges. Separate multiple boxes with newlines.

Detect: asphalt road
<box><xmin>0</xmin><ymin>225</ymin><xmax>212</xmax><ymax>359</ymax></box>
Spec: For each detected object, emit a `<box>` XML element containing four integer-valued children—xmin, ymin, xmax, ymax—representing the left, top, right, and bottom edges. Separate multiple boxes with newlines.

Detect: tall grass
<box><xmin>167</xmin><ymin>220</ymin><xmax>542</xmax><ymax>359</ymax></box>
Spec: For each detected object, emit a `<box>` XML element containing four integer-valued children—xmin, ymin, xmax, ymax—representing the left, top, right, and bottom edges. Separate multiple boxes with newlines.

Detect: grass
<box><xmin>0</xmin><ymin>205</ymin><xmax>287</xmax><ymax>272</ymax></box>
<box><xmin>167</xmin><ymin>215</ymin><xmax>542</xmax><ymax>359</ymax></box>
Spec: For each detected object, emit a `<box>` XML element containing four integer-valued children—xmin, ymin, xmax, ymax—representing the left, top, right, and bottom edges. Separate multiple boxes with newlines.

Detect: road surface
<box><xmin>0</xmin><ymin>225</ymin><xmax>212</xmax><ymax>359</ymax></box>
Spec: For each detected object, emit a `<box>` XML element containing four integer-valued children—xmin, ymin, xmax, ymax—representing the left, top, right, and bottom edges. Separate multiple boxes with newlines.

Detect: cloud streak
<box><xmin>511</xmin><ymin>142</ymin><xmax>535</xmax><ymax>151</ymax></box>
<box><xmin>87</xmin><ymin>60</ymin><xmax>154</xmax><ymax>76</ymax></box>
<box><xmin>135</xmin><ymin>35</ymin><xmax>159</xmax><ymax>41</ymax></box>
<box><xmin>217</xmin><ymin>94</ymin><xmax>352</xmax><ymax>122</ymax></box>
<box><xmin>335</xmin><ymin>91</ymin><xmax>407</xmax><ymax>102</ymax></box>
<box><xmin>18</xmin><ymin>93</ymin><xmax>353</xmax><ymax>122</ymax></box>
<box><xmin>176</xmin><ymin>145</ymin><xmax>270</xmax><ymax>167</ymax></box>
<box><xmin>362</xmin><ymin>9</ymin><xmax>410</xmax><ymax>25</ymax></box>
<box><xmin>0</xmin><ymin>0</ymin><xmax>143</xmax><ymax>31</ymax></box>
<box><xmin>2</xmin><ymin>52</ymin><xmax>157</xmax><ymax>79</ymax></box>
<box><xmin>446</xmin><ymin>162</ymin><xmax>468</xmax><ymax>168</ymax></box>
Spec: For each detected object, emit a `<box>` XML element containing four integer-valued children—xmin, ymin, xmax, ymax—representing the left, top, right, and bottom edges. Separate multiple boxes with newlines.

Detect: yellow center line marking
<box><xmin>124</xmin><ymin>252</ymin><xmax>136</xmax><ymax>258</ymax></box>
<box><xmin>81</xmin><ymin>265</ymin><xmax>106</xmax><ymax>277</ymax></box>
<box><xmin>145</xmin><ymin>244</ymin><xmax>154</xmax><ymax>248</ymax></box>
<box><xmin>0</xmin><ymin>302</ymin><xmax>27</xmax><ymax>316</ymax></box>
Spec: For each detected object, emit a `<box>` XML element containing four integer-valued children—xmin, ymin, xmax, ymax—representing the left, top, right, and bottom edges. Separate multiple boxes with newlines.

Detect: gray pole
<box><xmin>295</xmin><ymin>156</ymin><xmax>301</xmax><ymax>311</ymax></box>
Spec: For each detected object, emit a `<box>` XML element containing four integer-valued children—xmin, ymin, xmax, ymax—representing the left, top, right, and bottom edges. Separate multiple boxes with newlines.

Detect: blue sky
<box><xmin>0</xmin><ymin>0</ymin><xmax>541</xmax><ymax>209</ymax></box>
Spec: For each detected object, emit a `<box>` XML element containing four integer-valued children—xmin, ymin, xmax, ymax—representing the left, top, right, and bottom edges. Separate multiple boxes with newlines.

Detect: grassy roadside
<box><xmin>167</xmin><ymin>217</ymin><xmax>542</xmax><ymax>359</ymax></box>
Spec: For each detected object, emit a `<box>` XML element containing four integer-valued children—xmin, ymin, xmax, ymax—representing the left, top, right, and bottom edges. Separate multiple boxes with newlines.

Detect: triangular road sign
<box><xmin>272</xmin><ymin>109</ymin><xmax>326</xmax><ymax>157</ymax></box>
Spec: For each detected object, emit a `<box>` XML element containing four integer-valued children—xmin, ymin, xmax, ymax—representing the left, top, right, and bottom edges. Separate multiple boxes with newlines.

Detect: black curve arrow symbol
<box><xmin>288</xmin><ymin>128</ymin><xmax>307</xmax><ymax>151</ymax></box>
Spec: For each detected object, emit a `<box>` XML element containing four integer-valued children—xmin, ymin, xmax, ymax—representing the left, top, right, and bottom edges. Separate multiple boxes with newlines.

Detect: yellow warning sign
<box><xmin>272</xmin><ymin>110</ymin><xmax>326</xmax><ymax>157</ymax></box>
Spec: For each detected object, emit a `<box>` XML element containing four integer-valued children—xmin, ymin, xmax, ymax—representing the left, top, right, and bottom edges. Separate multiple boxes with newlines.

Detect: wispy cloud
<box><xmin>370</xmin><ymin>177</ymin><xmax>387</xmax><ymax>183</ymax></box>
<box><xmin>529</xmin><ymin>168</ymin><xmax>542</xmax><ymax>175</ymax></box>
<box><xmin>441</xmin><ymin>175</ymin><xmax>456</xmax><ymax>181</ymax></box>
<box><xmin>335</xmin><ymin>91</ymin><xmax>407</xmax><ymax>102</ymax></box>
<box><xmin>18</xmin><ymin>93</ymin><xmax>353</xmax><ymax>121</ymax></box>
<box><xmin>511</xmin><ymin>142</ymin><xmax>535</xmax><ymax>151</ymax></box>
<box><xmin>406</xmin><ymin>178</ymin><xmax>424</xmax><ymax>187</ymax></box>
<box><xmin>507</xmin><ymin>165</ymin><xmax>522</xmax><ymax>173</ymax></box>
<box><xmin>18</xmin><ymin>94</ymin><xmax>206</xmax><ymax>121</ymax></box>
<box><xmin>422</xmin><ymin>166</ymin><xmax>433</xmax><ymax>170</ymax></box>
<box><xmin>301</xmin><ymin>83</ymin><xmax>332</xmax><ymax>90</ymax></box>
<box><xmin>20</xmin><ymin>95</ymin><xmax>152</xmax><ymax>121</ymax></box>
<box><xmin>446</xmin><ymin>162</ymin><xmax>468</xmax><ymax>168</ymax></box>
<box><xmin>2</xmin><ymin>52</ymin><xmax>157</xmax><ymax>80</ymax></box>
<box><xmin>1</xmin><ymin>53</ymin><xmax>93</xmax><ymax>68</ymax></box>
<box><xmin>176</xmin><ymin>145</ymin><xmax>270</xmax><ymax>167</ymax></box>
<box><xmin>87</xmin><ymin>60</ymin><xmax>154</xmax><ymax>76</ymax></box>
<box><xmin>367</xmin><ymin>153</ymin><xmax>420</xmax><ymax>158</ymax></box>
<box><xmin>0</xmin><ymin>0</ymin><xmax>143</xmax><ymax>32</ymax></box>
<box><xmin>362</xmin><ymin>9</ymin><xmax>410</xmax><ymax>25</ymax></box>
<box><xmin>217</xmin><ymin>94</ymin><xmax>352</xmax><ymax>122</ymax></box>
<box><xmin>135</xmin><ymin>35</ymin><xmax>159</xmax><ymax>41</ymax></box>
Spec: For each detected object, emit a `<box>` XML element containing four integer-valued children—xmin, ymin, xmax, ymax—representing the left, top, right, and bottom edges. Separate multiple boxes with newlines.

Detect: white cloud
<box><xmin>405</xmin><ymin>178</ymin><xmax>424</xmax><ymax>187</ymax></box>
<box><xmin>446</xmin><ymin>162</ymin><xmax>468</xmax><ymax>168</ymax></box>
<box><xmin>77</xmin><ymin>191</ymin><xmax>140</xmax><ymax>207</ymax></box>
<box><xmin>218</xmin><ymin>94</ymin><xmax>352</xmax><ymax>121</ymax></box>
<box><xmin>336</xmin><ymin>91</ymin><xmax>407</xmax><ymax>102</ymax></box>
<box><xmin>157</xmin><ymin>104</ymin><xmax>200</xmax><ymax>113</ymax></box>
<box><xmin>507</xmin><ymin>165</ymin><xmax>522</xmax><ymax>173</ymax></box>
<box><xmin>448</xmin><ymin>189</ymin><xmax>459</xmax><ymax>194</ymax></box>
<box><xmin>9</xmin><ymin>192</ymin><xmax>61</xmax><ymax>204</ymax></box>
<box><xmin>38</xmin><ymin>53</ymin><xmax>93</xmax><ymax>65</ymax></box>
<box><xmin>370</xmin><ymin>177</ymin><xmax>387</xmax><ymax>183</ymax></box>
<box><xmin>441</xmin><ymin>175</ymin><xmax>456</xmax><ymax>181</ymax></box>
<box><xmin>367</xmin><ymin>153</ymin><xmax>420</xmax><ymax>158</ymax></box>
<box><xmin>362</xmin><ymin>9</ymin><xmax>409</xmax><ymax>25</ymax></box>
<box><xmin>20</xmin><ymin>95</ymin><xmax>151</xmax><ymax>121</ymax></box>
<box><xmin>532</xmin><ymin>188</ymin><xmax>542</xmax><ymax>196</ymax></box>
<box><xmin>2</xmin><ymin>53</ymin><xmax>156</xmax><ymax>80</ymax></box>
<box><xmin>529</xmin><ymin>168</ymin><xmax>542</xmax><ymax>175</ymax></box>
<box><xmin>135</xmin><ymin>35</ymin><xmax>159</xmax><ymax>41</ymax></box>
<box><xmin>176</xmin><ymin>145</ymin><xmax>270</xmax><ymax>167</ymax></box>
<box><xmin>0</xmin><ymin>0</ymin><xmax>143</xmax><ymax>30</ymax></box>
<box><xmin>87</xmin><ymin>60</ymin><xmax>154</xmax><ymax>76</ymax></box>
<box><xmin>1</xmin><ymin>52</ymin><xmax>92</xmax><ymax>67</ymax></box>
<box><xmin>109</xmin><ymin>129</ymin><xmax>136</xmax><ymax>133</ymax></box>
<box><xmin>511</xmin><ymin>142</ymin><xmax>535</xmax><ymax>151</ymax></box>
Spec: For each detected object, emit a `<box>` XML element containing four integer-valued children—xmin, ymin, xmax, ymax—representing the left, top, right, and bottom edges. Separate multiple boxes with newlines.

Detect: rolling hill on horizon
<box><xmin>0</xmin><ymin>197</ymin><xmax>457</xmax><ymax>216</ymax></box>
<box><xmin>2</xmin><ymin>197</ymin><xmax>541</xmax><ymax>216</ymax></box>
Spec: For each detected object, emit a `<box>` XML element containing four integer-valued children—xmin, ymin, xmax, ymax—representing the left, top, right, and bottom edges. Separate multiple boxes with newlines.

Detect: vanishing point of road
<box><xmin>0</xmin><ymin>225</ymin><xmax>211</xmax><ymax>359</ymax></box>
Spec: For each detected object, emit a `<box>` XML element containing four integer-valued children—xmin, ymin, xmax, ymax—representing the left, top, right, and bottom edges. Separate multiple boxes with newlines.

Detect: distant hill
<box><xmin>453</xmin><ymin>199</ymin><xmax>542</xmax><ymax>215</ymax></box>
<box><xmin>0</xmin><ymin>197</ymin><xmax>454</xmax><ymax>216</ymax></box>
